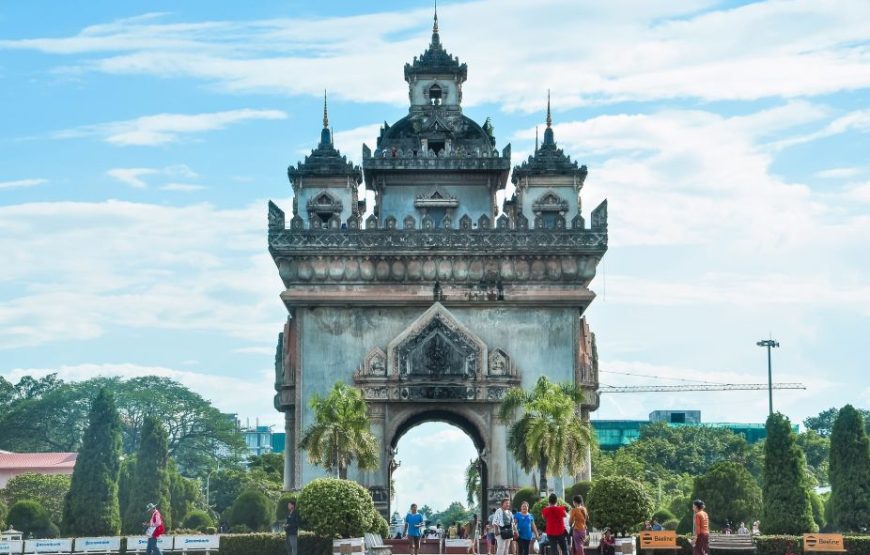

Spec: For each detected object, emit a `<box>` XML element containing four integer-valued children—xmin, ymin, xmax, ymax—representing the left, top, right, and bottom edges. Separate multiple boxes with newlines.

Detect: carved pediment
<box><xmin>357</xmin><ymin>347</ymin><xmax>387</xmax><ymax>378</ymax></box>
<box><xmin>387</xmin><ymin>303</ymin><xmax>487</xmax><ymax>379</ymax></box>
<box><xmin>532</xmin><ymin>191</ymin><xmax>569</xmax><ymax>214</ymax></box>
<box><xmin>415</xmin><ymin>186</ymin><xmax>459</xmax><ymax>208</ymax></box>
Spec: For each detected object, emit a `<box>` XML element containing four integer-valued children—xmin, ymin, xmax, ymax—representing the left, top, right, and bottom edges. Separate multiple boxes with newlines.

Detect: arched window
<box><xmin>428</xmin><ymin>84</ymin><xmax>442</xmax><ymax>105</ymax></box>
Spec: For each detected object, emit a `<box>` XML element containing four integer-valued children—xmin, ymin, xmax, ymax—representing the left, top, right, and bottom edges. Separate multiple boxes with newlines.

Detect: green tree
<box><xmin>228</xmin><ymin>489</ymin><xmax>272</xmax><ymax>532</ymax></box>
<box><xmin>118</xmin><ymin>457</ymin><xmax>136</xmax><ymax>523</ymax></box>
<box><xmin>0</xmin><ymin>375</ymin><xmax>245</xmax><ymax>474</ymax></box>
<box><xmin>7</xmin><ymin>499</ymin><xmax>57</xmax><ymax>538</ymax></box>
<box><xmin>499</xmin><ymin>376</ymin><xmax>592</xmax><ymax>493</ymax></box>
<box><xmin>828</xmin><ymin>405</ymin><xmax>870</xmax><ymax>531</ymax></box>
<box><xmin>299</xmin><ymin>382</ymin><xmax>378</xmax><ymax>479</ymax></box>
<box><xmin>587</xmin><ymin>476</ymin><xmax>653</xmax><ymax>535</ymax></box>
<box><xmin>247</xmin><ymin>453</ymin><xmax>284</xmax><ymax>483</ymax></box>
<box><xmin>762</xmin><ymin>413</ymin><xmax>816</xmax><ymax>534</ymax></box>
<box><xmin>63</xmin><ymin>388</ymin><xmax>123</xmax><ymax>536</ymax></box>
<box><xmin>207</xmin><ymin>468</ymin><xmax>246</xmax><ymax>515</ymax></box>
<box><xmin>0</xmin><ymin>498</ymin><xmax>8</xmax><ymax>530</ymax></box>
<box><xmin>797</xmin><ymin>430</ymin><xmax>830</xmax><ymax>486</ymax></box>
<box><xmin>169</xmin><ymin>466</ymin><xmax>204</xmax><ymax>527</ymax></box>
<box><xmin>123</xmin><ymin>416</ymin><xmax>172</xmax><ymax>533</ymax></box>
<box><xmin>3</xmin><ymin>473</ymin><xmax>70</xmax><ymax>526</ymax></box>
<box><xmin>432</xmin><ymin>501</ymin><xmax>473</xmax><ymax>527</ymax></box>
<box><xmin>182</xmin><ymin>509</ymin><xmax>214</xmax><ymax>532</ymax></box>
<box><xmin>465</xmin><ymin>459</ymin><xmax>481</xmax><ymax>507</ymax></box>
<box><xmin>805</xmin><ymin>407</ymin><xmax>870</xmax><ymax>437</ymax></box>
<box><xmin>691</xmin><ymin>461</ymin><xmax>761</xmax><ymax>531</ymax></box>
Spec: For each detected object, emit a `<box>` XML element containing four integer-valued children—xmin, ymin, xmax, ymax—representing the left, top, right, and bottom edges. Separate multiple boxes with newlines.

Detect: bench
<box><xmin>709</xmin><ymin>534</ymin><xmax>755</xmax><ymax>551</ymax></box>
<box><xmin>444</xmin><ymin>539</ymin><xmax>472</xmax><ymax>554</ymax></box>
<box><xmin>333</xmin><ymin>537</ymin><xmax>365</xmax><ymax>555</ymax></box>
<box><xmin>363</xmin><ymin>533</ymin><xmax>391</xmax><ymax>555</ymax></box>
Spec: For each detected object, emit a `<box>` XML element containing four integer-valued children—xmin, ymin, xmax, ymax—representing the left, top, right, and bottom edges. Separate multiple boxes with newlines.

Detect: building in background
<box><xmin>0</xmin><ymin>451</ymin><xmax>77</xmax><ymax>488</ymax></box>
<box><xmin>592</xmin><ymin>410</ymin><xmax>775</xmax><ymax>451</ymax></box>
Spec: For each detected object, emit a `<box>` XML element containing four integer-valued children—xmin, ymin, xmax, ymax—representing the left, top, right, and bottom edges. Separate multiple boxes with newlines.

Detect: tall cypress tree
<box><xmin>62</xmin><ymin>388</ymin><xmax>122</xmax><ymax>535</ymax></box>
<box><xmin>762</xmin><ymin>412</ymin><xmax>817</xmax><ymax>534</ymax></box>
<box><xmin>122</xmin><ymin>416</ymin><xmax>172</xmax><ymax>533</ymax></box>
<box><xmin>829</xmin><ymin>405</ymin><xmax>870</xmax><ymax>531</ymax></box>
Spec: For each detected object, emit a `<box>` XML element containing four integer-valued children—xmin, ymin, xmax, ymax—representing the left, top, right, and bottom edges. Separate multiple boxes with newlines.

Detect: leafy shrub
<box><xmin>566</xmin><ymin>481</ymin><xmax>593</xmax><ymax>503</ymax></box>
<box><xmin>229</xmin><ymin>489</ymin><xmax>272</xmax><ymax>532</ymax></box>
<box><xmin>587</xmin><ymin>476</ymin><xmax>654</xmax><ymax>535</ymax></box>
<box><xmin>229</xmin><ymin>523</ymin><xmax>252</xmax><ymax>534</ymax></box>
<box><xmin>297</xmin><ymin>478</ymin><xmax>374</xmax><ymax>539</ymax></box>
<box><xmin>219</xmin><ymin>532</ymin><xmax>330</xmax><ymax>555</ymax></box>
<box><xmin>512</xmin><ymin>488</ymin><xmax>539</xmax><ymax>512</ymax></box>
<box><xmin>0</xmin><ymin>498</ymin><xmax>7</xmax><ymax>530</ymax></box>
<box><xmin>663</xmin><ymin>518</ymin><xmax>679</xmax><ymax>531</ymax></box>
<box><xmin>809</xmin><ymin>491</ymin><xmax>825</xmax><ymax>531</ymax></box>
<box><xmin>183</xmin><ymin>509</ymin><xmax>215</xmax><ymax>531</ymax></box>
<box><xmin>692</xmin><ymin>461</ymin><xmax>762</xmax><ymax>531</ymax></box>
<box><xmin>844</xmin><ymin>536</ymin><xmax>870</xmax><ymax>555</ymax></box>
<box><xmin>369</xmin><ymin>511</ymin><xmax>389</xmax><ymax>538</ymax></box>
<box><xmin>275</xmin><ymin>492</ymin><xmax>297</xmax><ymax>522</ymax></box>
<box><xmin>530</xmin><ymin>498</ymin><xmax>569</xmax><ymax>533</ymax></box>
<box><xmin>7</xmin><ymin>500</ymin><xmax>56</xmax><ymax>538</ymax></box>
<box><xmin>653</xmin><ymin>508</ymin><xmax>676</xmax><ymax>523</ymax></box>
<box><xmin>755</xmin><ymin>535</ymin><xmax>802</xmax><ymax>555</ymax></box>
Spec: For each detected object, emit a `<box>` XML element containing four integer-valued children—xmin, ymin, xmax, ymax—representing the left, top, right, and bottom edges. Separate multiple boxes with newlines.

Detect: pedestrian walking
<box><xmin>404</xmin><ymin>503</ymin><xmax>425</xmax><ymax>555</ymax></box>
<box><xmin>284</xmin><ymin>500</ymin><xmax>300</xmax><ymax>555</ymax></box>
<box><xmin>541</xmin><ymin>494</ymin><xmax>569</xmax><ymax>555</ymax></box>
<box><xmin>467</xmin><ymin>514</ymin><xmax>480</xmax><ymax>555</ymax></box>
<box><xmin>487</xmin><ymin>508</ymin><xmax>498</xmax><ymax>555</ymax></box>
<box><xmin>143</xmin><ymin>503</ymin><xmax>165</xmax><ymax>555</ymax></box>
<box><xmin>569</xmin><ymin>495</ymin><xmax>588</xmax><ymax>555</ymax></box>
<box><xmin>514</xmin><ymin>502</ymin><xmax>539</xmax><ymax>555</ymax></box>
<box><xmin>493</xmin><ymin>498</ymin><xmax>516</xmax><ymax>555</ymax></box>
<box><xmin>691</xmin><ymin>500</ymin><xmax>709</xmax><ymax>555</ymax></box>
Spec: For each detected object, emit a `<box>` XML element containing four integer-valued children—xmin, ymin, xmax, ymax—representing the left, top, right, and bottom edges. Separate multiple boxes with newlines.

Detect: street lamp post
<box><xmin>756</xmin><ymin>338</ymin><xmax>780</xmax><ymax>415</ymax></box>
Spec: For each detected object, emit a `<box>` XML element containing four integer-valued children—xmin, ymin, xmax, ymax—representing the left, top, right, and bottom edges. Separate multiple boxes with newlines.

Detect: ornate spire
<box><xmin>546</xmin><ymin>89</ymin><xmax>552</xmax><ymax>128</ymax></box>
<box><xmin>543</xmin><ymin>91</ymin><xmax>555</xmax><ymax>146</ymax></box>
<box><xmin>322</xmin><ymin>89</ymin><xmax>329</xmax><ymax>129</ymax></box>
<box><xmin>433</xmin><ymin>0</ymin><xmax>439</xmax><ymax>34</ymax></box>
<box><xmin>320</xmin><ymin>89</ymin><xmax>332</xmax><ymax>146</ymax></box>
<box><xmin>535</xmin><ymin>126</ymin><xmax>539</xmax><ymax>152</ymax></box>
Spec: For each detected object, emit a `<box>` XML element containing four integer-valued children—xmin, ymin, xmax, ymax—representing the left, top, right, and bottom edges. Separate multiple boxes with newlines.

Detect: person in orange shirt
<box><xmin>569</xmin><ymin>495</ymin><xmax>589</xmax><ymax>555</ymax></box>
<box><xmin>692</xmin><ymin>499</ymin><xmax>709</xmax><ymax>555</ymax></box>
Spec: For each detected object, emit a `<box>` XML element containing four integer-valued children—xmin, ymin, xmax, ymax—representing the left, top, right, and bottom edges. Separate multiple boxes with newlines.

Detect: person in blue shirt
<box><xmin>651</xmin><ymin>519</ymin><xmax>664</xmax><ymax>531</ymax></box>
<box><xmin>404</xmin><ymin>503</ymin><xmax>425</xmax><ymax>555</ymax></box>
<box><xmin>514</xmin><ymin>501</ymin><xmax>540</xmax><ymax>555</ymax></box>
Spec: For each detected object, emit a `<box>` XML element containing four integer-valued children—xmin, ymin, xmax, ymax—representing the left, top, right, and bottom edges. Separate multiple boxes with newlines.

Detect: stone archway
<box><xmin>386</xmin><ymin>407</ymin><xmax>489</xmax><ymax>518</ymax></box>
<box><xmin>354</xmin><ymin>303</ymin><xmax>520</xmax><ymax>517</ymax></box>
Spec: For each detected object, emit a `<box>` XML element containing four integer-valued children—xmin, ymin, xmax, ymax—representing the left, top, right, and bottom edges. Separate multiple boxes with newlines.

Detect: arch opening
<box><xmin>388</xmin><ymin>410</ymin><xmax>487</xmax><ymax>533</ymax></box>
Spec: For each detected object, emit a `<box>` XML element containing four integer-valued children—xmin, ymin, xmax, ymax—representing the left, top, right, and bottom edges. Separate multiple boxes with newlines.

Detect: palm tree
<box><xmin>498</xmin><ymin>376</ymin><xmax>592</xmax><ymax>493</ymax></box>
<box><xmin>298</xmin><ymin>381</ymin><xmax>378</xmax><ymax>479</ymax></box>
<box><xmin>465</xmin><ymin>458</ymin><xmax>481</xmax><ymax>507</ymax></box>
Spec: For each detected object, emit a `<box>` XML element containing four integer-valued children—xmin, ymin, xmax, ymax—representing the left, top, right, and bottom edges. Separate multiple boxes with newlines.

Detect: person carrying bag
<box><xmin>493</xmin><ymin>498</ymin><xmax>515</xmax><ymax>555</ymax></box>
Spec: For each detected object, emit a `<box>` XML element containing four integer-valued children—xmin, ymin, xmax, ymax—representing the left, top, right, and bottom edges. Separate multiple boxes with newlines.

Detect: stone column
<box><xmin>283</xmin><ymin>409</ymin><xmax>296</xmax><ymax>491</ymax></box>
<box><xmin>367</xmin><ymin>403</ymin><xmax>389</xmax><ymax>518</ymax></box>
<box><xmin>487</xmin><ymin>411</ymin><xmax>510</xmax><ymax>513</ymax></box>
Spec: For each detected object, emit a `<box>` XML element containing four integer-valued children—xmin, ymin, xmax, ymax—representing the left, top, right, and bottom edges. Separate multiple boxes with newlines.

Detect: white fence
<box><xmin>0</xmin><ymin>536</ymin><xmax>221</xmax><ymax>555</ymax></box>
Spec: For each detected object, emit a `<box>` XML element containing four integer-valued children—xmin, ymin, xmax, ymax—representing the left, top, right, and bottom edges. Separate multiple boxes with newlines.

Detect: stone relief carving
<box><xmin>358</xmin><ymin>347</ymin><xmax>387</xmax><ymax>377</ymax></box>
<box><xmin>387</xmin><ymin>303</ymin><xmax>487</xmax><ymax>378</ymax></box>
<box><xmin>488</xmin><ymin>348</ymin><xmax>511</xmax><ymax>376</ymax></box>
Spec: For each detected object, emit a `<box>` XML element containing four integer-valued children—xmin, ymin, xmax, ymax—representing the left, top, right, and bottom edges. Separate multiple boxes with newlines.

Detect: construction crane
<box><xmin>599</xmin><ymin>382</ymin><xmax>806</xmax><ymax>393</ymax></box>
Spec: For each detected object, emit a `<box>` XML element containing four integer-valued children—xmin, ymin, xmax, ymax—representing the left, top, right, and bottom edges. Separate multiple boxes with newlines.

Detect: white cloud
<box><xmin>4</xmin><ymin>2</ymin><xmax>870</xmax><ymax>107</ymax></box>
<box><xmin>333</xmin><ymin>124</ymin><xmax>381</xmax><ymax>164</ymax></box>
<box><xmin>815</xmin><ymin>167</ymin><xmax>862</xmax><ymax>179</ymax></box>
<box><xmin>0</xmin><ymin>178</ymin><xmax>48</xmax><ymax>189</ymax></box>
<box><xmin>56</xmin><ymin>109</ymin><xmax>287</xmax><ymax>146</ymax></box>
<box><xmin>0</xmin><ymin>200</ymin><xmax>286</xmax><ymax>349</ymax></box>
<box><xmin>106</xmin><ymin>167</ymin><xmax>157</xmax><ymax>188</ymax></box>
<box><xmin>161</xmin><ymin>183</ymin><xmax>206</xmax><ymax>192</ymax></box>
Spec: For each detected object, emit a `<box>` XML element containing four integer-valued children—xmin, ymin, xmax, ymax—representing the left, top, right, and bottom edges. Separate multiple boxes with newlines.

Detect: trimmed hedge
<box><xmin>219</xmin><ymin>532</ymin><xmax>330</xmax><ymax>555</ymax></box>
<box><xmin>756</xmin><ymin>535</ymin><xmax>870</xmax><ymax>555</ymax></box>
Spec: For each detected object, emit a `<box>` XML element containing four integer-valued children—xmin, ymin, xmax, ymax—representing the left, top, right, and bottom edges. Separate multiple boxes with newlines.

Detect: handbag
<box><xmin>499</xmin><ymin>511</ymin><xmax>513</xmax><ymax>540</ymax></box>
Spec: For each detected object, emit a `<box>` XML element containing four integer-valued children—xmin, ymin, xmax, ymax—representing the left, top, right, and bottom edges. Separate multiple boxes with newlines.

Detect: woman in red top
<box><xmin>540</xmin><ymin>494</ymin><xmax>569</xmax><ymax>555</ymax></box>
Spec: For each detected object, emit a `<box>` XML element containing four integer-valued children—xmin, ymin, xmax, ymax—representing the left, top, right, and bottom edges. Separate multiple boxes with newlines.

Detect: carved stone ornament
<box><xmin>387</xmin><ymin>302</ymin><xmax>487</xmax><ymax>378</ymax></box>
<box><xmin>358</xmin><ymin>347</ymin><xmax>388</xmax><ymax>377</ymax></box>
<box><xmin>488</xmin><ymin>348</ymin><xmax>512</xmax><ymax>376</ymax></box>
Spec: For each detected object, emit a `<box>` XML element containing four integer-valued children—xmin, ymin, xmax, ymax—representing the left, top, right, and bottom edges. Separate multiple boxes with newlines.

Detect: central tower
<box><xmin>270</xmin><ymin>11</ymin><xmax>608</xmax><ymax>517</ymax></box>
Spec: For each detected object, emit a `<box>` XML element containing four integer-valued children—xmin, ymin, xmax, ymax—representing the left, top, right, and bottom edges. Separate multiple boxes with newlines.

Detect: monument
<box><xmin>269</xmin><ymin>10</ymin><xmax>608</xmax><ymax>516</ymax></box>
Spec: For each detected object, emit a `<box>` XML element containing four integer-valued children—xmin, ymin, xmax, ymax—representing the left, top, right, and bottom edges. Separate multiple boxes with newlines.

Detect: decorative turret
<box><xmin>286</xmin><ymin>91</ymin><xmax>363</xmax><ymax>229</ymax></box>
<box><xmin>509</xmin><ymin>92</ymin><xmax>597</xmax><ymax>231</ymax></box>
<box><xmin>404</xmin><ymin>7</ymin><xmax>468</xmax><ymax>110</ymax></box>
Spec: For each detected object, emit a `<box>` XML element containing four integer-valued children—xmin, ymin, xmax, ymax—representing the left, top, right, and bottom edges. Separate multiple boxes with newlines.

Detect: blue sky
<box><xmin>1</xmin><ymin>0</ymin><xmax>869</xmax><ymax>512</ymax></box>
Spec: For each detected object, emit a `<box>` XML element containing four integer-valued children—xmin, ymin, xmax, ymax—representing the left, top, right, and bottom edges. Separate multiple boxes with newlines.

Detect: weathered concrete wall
<box><xmin>295</xmin><ymin>305</ymin><xmax>578</xmax><ymax>487</ymax></box>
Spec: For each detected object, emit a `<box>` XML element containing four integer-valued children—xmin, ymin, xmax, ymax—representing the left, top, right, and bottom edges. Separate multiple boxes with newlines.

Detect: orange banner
<box><xmin>640</xmin><ymin>531</ymin><xmax>677</xmax><ymax>549</ymax></box>
<box><xmin>803</xmin><ymin>534</ymin><xmax>846</xmax><ymax>552</ymax></box>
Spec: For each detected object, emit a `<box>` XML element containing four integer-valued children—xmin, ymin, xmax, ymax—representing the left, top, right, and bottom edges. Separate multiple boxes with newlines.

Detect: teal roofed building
<box><xmin>592</xmin><ymin>410</ymin><xmax>780</xmax><ymax>451</ymax></box>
